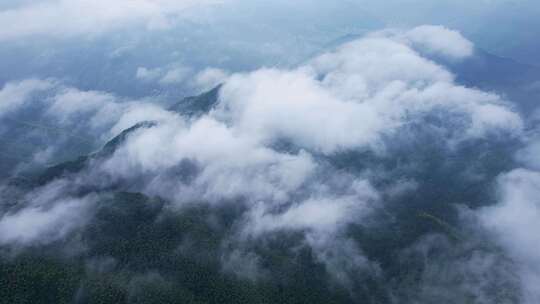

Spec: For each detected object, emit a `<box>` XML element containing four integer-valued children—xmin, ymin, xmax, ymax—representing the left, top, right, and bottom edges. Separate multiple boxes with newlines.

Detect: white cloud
<box><xmin>26</xmin><ymin>79</ymin><xmax>174</xmax><ymax>136</ymax></box>
<box><xmin>241</xmin><ymin>180</ymin><xmax>378</xmax><ymax>237</ymax></box>
<box><xmin>0</xmin><ymin>79</ymin><xmax>123</xmax><ymax>129</ymax></box>
<box><xmin>0</xmin><ymin>79</ymin><xmax>54</xmax><ymax>117</ymax></box>
<box><xmin>46</xmin><ymin>87</ymin><xmax>121</xmax><ymax>127</ymax></box>
<box><xmin>100</xmin><ymin>116</ymin><xmax>317</xmax><ymax>204</ymax></box>
<box><xmin>92</xmin><ymin>26</ymin><xmax>522</xmax><ymax>250</ymax></box>
<box><xmin>214</xmin><ymin>29</ymin><xmax>520</xmax><ymax>154</ymax></box>
<box><xmin>0</xmin><ymin>78</ymin><xmax>176</xmax><ymax>173</ymax></box>
<box><xmin>478</xmin><ymin>169</ymin><xmax>540</xmax><ymax>304</ymax></box>
<box><xmin>159</xmin><ymin>66</ymin><xmax>192</xmax><ymax>85</ymax></box>
<box><xmin>218</xmin><ymin>68</ymin><xmax>387</xmax><ymax>154</ymax></box>
<box><xmin>1</xmin><ymin>26</ymin><xmax>527</xmax><ymax>287</ymax></box>
<box><xmin>0</xmin><ymin>0</ymin><xmax>225</xmax><ymax>40</ymax></box>
<box><xmin>192</xmin><ymin>68</ymin><xmax>230</xmax><ymax>91</ymax></box>
<box><xmin>403</xmin><ymin>25</ymin><xmax>474</xmax><ymax>59</ymax></box>
<box><xmin>0</xmin><ymin>180</ymin><xmax>96</xmax><ymax>246</ymax></box>
<box><xmin>0</xmin><ymin>197</ymin><xmax>90</xmax><ymax>245</ymax></box>
<box><xmin>136</xmin><ymin>65</ymin><xmax>193</xmax><ymax>85</ymax></box>
<box><xmin>136</xmin><ymin>67</ymin><xmax>163</xmax><ymax>82</ymax></box>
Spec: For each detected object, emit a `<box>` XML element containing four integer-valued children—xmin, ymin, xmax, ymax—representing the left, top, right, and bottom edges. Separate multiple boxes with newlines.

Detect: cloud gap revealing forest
<box><xmin>1</xmin><ymin>1</ymin><xmax>540</xmax><ymax>304</ymax></box>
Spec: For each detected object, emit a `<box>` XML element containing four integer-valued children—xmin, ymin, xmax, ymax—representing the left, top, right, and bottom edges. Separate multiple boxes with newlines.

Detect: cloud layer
<box><xmin>0</xmin><ymin>25</ymin><xmax>534</xmax><ymax>302</ymax></box>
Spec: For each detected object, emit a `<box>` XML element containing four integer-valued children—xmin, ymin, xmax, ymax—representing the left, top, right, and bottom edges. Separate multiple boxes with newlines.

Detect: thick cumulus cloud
<box><xmin>100</xmin><ymin>116</ymin><xmax>317</xmax><ymax>204</ymax></box>
<box><xmin>216</xmin><ymin>27</ymin><xmax>520</xmax><ymax>154</ymax></box>
<box><xmin>0</xmin><ymin>26</ymin><xmax>529</xmax><ymax>297</ymax></box>
<box><xmin>0</xmin><ymin>0</ymin><xmax>226</xmax><ymax>40</ymax></box>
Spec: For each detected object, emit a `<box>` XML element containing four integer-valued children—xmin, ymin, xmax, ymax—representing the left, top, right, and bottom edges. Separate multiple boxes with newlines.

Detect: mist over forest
<box><xmin>1</xmin><ymin>1</ymin><xmax>540</xmax><ymax>303</ymax></box>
